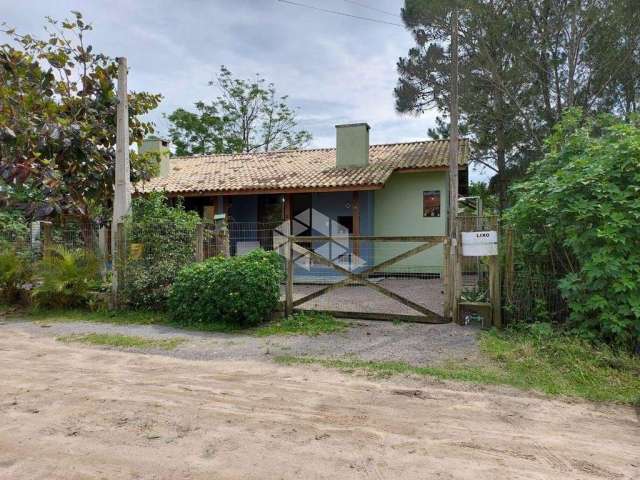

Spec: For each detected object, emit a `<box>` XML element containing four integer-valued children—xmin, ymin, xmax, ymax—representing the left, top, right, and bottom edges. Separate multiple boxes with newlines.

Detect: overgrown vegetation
<box><xmin>0</xmin><ymin>247</ymin><xmax>33</xmax><ymax>304</ymax></box>
<box><xmin>57</xmin><ymin>333</ymin><xmax>185</xmax><ymax>350</ymax></box>
<box><xmin>32</xmin><ymin>246</ymin><xmax>101</xmax><ymax>308</ymax></box>
<box><xmin>169</xmin><ymin>249</ymin><xmax>283</xmax><ymax>327</ymax></box>
<box><xmin>0</xmin><ymin>210</ymin><xmax>29</xmax><ymax>239</ymax></box>
<box><xmin>277</xmin><ymin>323</ymin><xmax>640</xmax><ymax>404</ymax></box>
<box><xmin>254</xmin><ymin>312</ymin><xmax>347</xmax><ymax>337</ymax></box>
<box><xmin>122</xmin><ymin>193</ymin><xmax>200</xmax><ymax>310</ymax></box>
<box><xmin>506</xmin><ymin>111</ymin><xmax>640</xmax><ymax>349</ymax></box>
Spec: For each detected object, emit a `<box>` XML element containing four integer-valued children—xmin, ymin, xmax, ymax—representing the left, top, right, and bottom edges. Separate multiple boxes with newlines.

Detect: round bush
<box><xmin>168</xmin><ymin>249</ymin><xmax>283</xmax><ymax>327</ymax></box>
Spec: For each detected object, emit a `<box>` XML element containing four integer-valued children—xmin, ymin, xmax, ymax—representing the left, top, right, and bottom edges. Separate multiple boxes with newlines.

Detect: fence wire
<box><xmin>284</xmin><ymin>238</ymin><xmax>445</xmax><ymax>320</ymax></box>
<box><xmin>0</xmin><ymin>214</ymin><xmax>569</xmax><ymax>326</ymax></box>
<box><xmin>0</xmin><ymin>221</ymin><xmax>102</xmax><ymax>259</ymax></box>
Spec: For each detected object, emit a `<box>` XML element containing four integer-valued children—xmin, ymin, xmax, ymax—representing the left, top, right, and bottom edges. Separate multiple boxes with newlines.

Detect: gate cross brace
<box><xmin>289</xmin><ymin>239</ymin><xmax>445</xmax><ymax>322</ymax></box>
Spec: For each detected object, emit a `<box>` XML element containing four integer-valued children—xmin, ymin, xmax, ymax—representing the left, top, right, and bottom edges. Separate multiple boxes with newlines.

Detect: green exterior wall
<box><xmin>373</xmin><ymin>171</ymin><xmax>448</xmax><ymax>274</ymax></box>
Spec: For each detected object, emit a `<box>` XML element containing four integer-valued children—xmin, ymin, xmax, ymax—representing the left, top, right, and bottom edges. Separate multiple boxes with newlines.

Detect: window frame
<box><xmin>422</xmin><ymin>190</ymin><xmax>441</xmax><ymax>218</ymax></box>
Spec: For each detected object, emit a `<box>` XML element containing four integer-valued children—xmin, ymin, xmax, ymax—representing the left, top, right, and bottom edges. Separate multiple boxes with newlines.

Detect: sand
<box><xmin>0</xmin><ymin>328</ymin><xmax>637</xmax><ymax>479</ymax></box>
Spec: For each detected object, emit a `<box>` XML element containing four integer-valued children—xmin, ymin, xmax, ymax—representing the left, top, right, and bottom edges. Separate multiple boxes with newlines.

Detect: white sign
<box><xmin>461</xmin><ymin>231</ymin><xmax>498</xmax><ymax>257</ymax></box>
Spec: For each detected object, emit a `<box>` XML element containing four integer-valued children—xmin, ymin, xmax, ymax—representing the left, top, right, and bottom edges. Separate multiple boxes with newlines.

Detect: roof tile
<box><xmin>136</xmin><ymin>139</ymin><xmax>470</xmax><ymax>195</ymax></box>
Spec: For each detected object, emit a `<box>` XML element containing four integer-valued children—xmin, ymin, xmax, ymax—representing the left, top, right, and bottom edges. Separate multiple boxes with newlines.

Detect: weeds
<box><xmin>254</xmin><ymin>312</ymin><xmax>347</xmax><ymax>337</ymax></box>
<box><xmin>277</xmin><ymin>323</ymin><xmax>640</xmax><ymax>404</ymax></box>
<box><xmin>57</xmin><ymin>333</ymin><xmax>186</xmax><ymax>350</ymax></box>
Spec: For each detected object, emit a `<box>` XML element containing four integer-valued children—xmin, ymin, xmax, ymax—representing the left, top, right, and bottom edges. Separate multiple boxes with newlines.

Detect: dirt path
<box><xmin>0</xmin><ymin>328</ymin><xmax>637</xmax><ymax>480</ymax></box>
<box><xmin>4</xmin><ymin>318</ymin><xmax>480</xmax><ymax>365</ymax></box>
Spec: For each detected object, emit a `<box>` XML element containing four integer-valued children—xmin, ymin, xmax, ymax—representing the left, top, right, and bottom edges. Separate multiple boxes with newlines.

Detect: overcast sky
<box><xmin>2</xmin><ymin>0</ymin><xmax>489</xmax><ymax>181</ymax></box>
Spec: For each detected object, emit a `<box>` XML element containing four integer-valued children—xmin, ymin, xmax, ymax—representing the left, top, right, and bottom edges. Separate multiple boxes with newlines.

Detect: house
<box><xmin>137</xmin><ymin>123</ymin><xmax>469</xmax><ymax>276</ymax></box>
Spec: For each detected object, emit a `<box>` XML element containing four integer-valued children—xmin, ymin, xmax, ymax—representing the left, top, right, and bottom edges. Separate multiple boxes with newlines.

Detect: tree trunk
<box><xmin>496</xmin><ymin>147</ymin><xmax>507</xmax><ymax>212</ymax></box>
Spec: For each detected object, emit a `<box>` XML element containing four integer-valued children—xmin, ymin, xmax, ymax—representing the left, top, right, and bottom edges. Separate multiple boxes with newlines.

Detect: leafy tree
<box><xmin>166</xmin><ymin>101</ymin><xmax>241</xmax><ymax>156</ymax></box>
<box><xmin>168</xmin><ymin>65</ymin><xmax>312</xmax><ymax>155</ymax></box>
<box><xmin>505</xmin><ymin>110</ymin><xmax>640</xmax><ymax>349</ymax></box>
<box><xmin>0</xmin><ymin>12</ymin><xmax>162</xmax><ymax>221</ymax></box>
<box><xmin>396</xmin><ymin>0</ymin><xmax>640</xmax><ymax>210</ymax></box>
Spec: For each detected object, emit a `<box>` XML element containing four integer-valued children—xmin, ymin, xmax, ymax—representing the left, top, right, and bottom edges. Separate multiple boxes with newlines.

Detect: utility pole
<box><xmin>112</xmin><ymin>57</ymin><xmax>131</xmax><ymax>302</ymax></box>
<box><xmin>447</xmin><ymin>6</ymin><xmax>460</xmax><ymax>321</ymax></box>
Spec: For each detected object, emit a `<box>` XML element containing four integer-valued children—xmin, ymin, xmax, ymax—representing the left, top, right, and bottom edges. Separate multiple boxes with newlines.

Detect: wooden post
<box><xmin>442</xmin><ymin>238</ymin><xmax>451</xmax><ymax>319</ymax></box>
<box><xmin>221</xmin><ymin>220</ymin><xmax>230</xmax><ymax>257</ymax></box>
<box><xmin>453</xmin><ymin>227</ymin><xmax>463</xmax><ymax>324</ymax></box>
<box><xmin>283</xmin><ymin>193</ymin><xmax>292</xmax><ymax>224</ymax></box>
<box><xmin>195</xmin><ymin>224</ymin><xmax>204</xmax><ymax>262</ymax></box>
<box><xmin>447</xmin><ymin>7</ymin><xmax>460</xmax><ymax>324</ymax></box>
<box><xmin>40</xmin><ymin>221</ymin><xmax>52</xmax><ymax>256</ymax></box>
<box><xmin>352</xmin><ymin>191</ymin><xmax>360</xmax><ymax>257</ymax></box>
<box><xmin>488</xmin><ymin>256</ymin><xmax>502</xmax><ymax>328</ymax></box>
<box><xmin>286</xmin><ymin>237</ymin><xmax>294</xmax><ymax>317</ymax></box>
<box><xmin>504</xmin><ymin>228</ymin><xmax>514</xmax><ymax>304</ymax></box>
<box><xmin>98</xmin><ymin>225</ymin><xmax>109</xmax><ymax>278</ymax></box>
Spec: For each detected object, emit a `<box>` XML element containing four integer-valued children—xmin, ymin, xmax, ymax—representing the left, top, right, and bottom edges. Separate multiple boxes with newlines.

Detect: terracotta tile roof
<box><xmin>136</xmin><ymin>139</ymin><xmax>470</xmax><ymax>195</ymax></box>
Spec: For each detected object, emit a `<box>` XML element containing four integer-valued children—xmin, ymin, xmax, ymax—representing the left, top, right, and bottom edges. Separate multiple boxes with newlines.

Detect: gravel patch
<box><xmin>289</xmin><ymin>278</ymin><xmax>445</xmax><ymax>316</ymax></box>
<box><xmin>1</xmin><ymin>317</ymin><xmax>480</xmax><ymax>366</ymax></box>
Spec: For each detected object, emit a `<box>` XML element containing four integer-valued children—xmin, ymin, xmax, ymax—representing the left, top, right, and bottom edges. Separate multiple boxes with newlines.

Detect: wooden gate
<box><xmin>284</xmin><ymin>235</ymin><xmax>447</xmax><ymax>323</ymax></box>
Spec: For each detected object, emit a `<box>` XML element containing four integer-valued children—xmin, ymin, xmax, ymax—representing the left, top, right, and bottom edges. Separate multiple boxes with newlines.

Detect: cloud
<box><xmin>1</xmin><ymin>0</ymin><xmax>490</xmax><ymax>182</ymax></box>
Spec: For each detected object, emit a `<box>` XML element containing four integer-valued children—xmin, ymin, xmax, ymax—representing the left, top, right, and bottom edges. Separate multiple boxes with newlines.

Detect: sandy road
<box><xmin>0</xmin><ymin>328</ymin><xmax>637</xmax><ymax>480</ymax></box>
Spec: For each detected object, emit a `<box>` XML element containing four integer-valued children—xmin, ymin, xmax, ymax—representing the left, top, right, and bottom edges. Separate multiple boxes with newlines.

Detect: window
<box><xmin>336</xmin><ymin>215</ymin><xmax>353</xmax><ymax>234</ymax></box>
<box><xmin>423</xmin><ymin>190</ymin><xmax>441</xmax><ymax>217</ymax></box>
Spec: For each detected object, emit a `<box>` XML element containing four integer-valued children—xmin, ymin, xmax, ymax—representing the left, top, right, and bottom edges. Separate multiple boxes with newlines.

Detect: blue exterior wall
<box><xmin>220</xmin><ymin>191</ymin><xmax>375</xmax><ymax>278</ymax></box>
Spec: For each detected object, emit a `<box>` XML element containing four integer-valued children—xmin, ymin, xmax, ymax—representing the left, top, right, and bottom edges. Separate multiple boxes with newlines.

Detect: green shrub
<box><xmin>506</xmin><ymin>110</ymin><xmax>640</xmax><ymax>349</ymax></box>
<box><xmin>0</xmin><ymin>209</ymin><xmax>29</xmax><ymax>239</ymax></box>
<box><xmin>0</xmin><ymin>247</ymin><xmax>33</xmax><ymax>304</ymax></box>
<box><xmin>122</xmin><ymin>193</ymin><xmax>200</xmax><ymax>310</ymax></box>
<box><xmin>33</xmin><ymin>247</ymin><xmax>100</xmax><ymax>308</ymax></box>
<box><xmin>168</xmin><ymin>249</ymin><xmax>283</xmax><ymax>327</ymax></box>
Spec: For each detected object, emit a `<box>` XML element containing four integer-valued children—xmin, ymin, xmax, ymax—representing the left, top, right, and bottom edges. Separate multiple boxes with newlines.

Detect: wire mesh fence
<box><xmin>0</xmin><ymin>220</ymin><xmax>103</xmax><ymax>260</ymax></box>
<box><xmin>283</xmin><ymin>236</ymin><xmax>446</xmax><ymax>322</ymax></box>
<box><xmin>500</xmin><ymin>227</ymin><xmax>569</xmax><ymax>325</ymax></box>
<box><xmin>0</xmin><ymin>213</ymin><xmax>569</xmax><ymax>326</ymax></box>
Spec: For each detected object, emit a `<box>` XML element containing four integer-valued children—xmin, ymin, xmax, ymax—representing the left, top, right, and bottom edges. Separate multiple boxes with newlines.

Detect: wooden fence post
<box><xmin>98</xmin><ymin>226</ymin><xmax>109</xmax><ymax>278</ymax></box>
<box><xmin>504</xmin><ymin>228</ymin><xmax>514</xmax><ymax>304</ymax></box>
<box><xmin>286</xmin><ymin>237</ymin><xmax>294</xmax><ymax>317</ymax></box>
<box><xmin>442</xmin><ymin>238</ymin><xmax>451</xmax><ymax>320</ymax></box>
<box><xmin>195</xmin><ymin>224</ymin><xmax>204</xmax><ymax>262</ymax></box>
<box><xmin>40</xmin><ymin>221</ymin><xmax>52</xmax><ymax>256</ymax></box>
<box><xmin>489</xmin><ymin>256</ymin><xmax>502</xmax><ymax>328</ymax></box>
<box><xmin>218</xmin><ymin>219</ymin><xmax>230</xmax><ymax>258</ymax></box>
<box><xmin>453</xmin><ymin>228</ymin><xmax>463</xmax><ymax>325</ymax></box>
